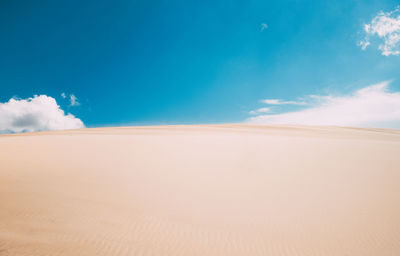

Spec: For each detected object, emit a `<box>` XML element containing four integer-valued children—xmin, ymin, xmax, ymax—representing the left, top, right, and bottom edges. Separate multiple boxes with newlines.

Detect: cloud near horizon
<box><xmin>248</xmin><ymin>81</ymin><xmax>400</xmax><ymax>128</ymax></box>
<box><xmin>262</xmin><ymin>99</ymin><xmax>306</xmax><ymax>105</ymax></box>
<box><xmin>249</xmin><ymin>107</ymin><xmax>271</xmax><ymax>115</ymax></box>
<box><xmin>0</xmin><ymin>95</ymin><xmax>84</xmax><ymax>133</ymax></box>
<box><xmin>359</xmin><ymin>7</ymin><xmax>400</xmax><ymax>56</ymax></box>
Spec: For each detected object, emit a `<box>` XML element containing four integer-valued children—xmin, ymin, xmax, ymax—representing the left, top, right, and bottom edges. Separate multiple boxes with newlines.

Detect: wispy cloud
<box><xmin>359</xmin><ymin>7</ymin><xmax>400</xmax><ymax>56</ymax></box>
<box><xmin>248</xmin><ymin>81</ymin><xmax>400</xmax><ymax>128</ymax></box>
<box><xmin>262</xmin><ymin>99</ymin><xmax>306</xmax><ymax>105</ymax></box>
<box><xmin>249</xmin><ymin>107</ymin><xmax>271</xmax><ymax>115</ymax></box>
<box><xmin>260</xmin><ymin>23</ymin><xmax>268</xmax><ymax>32</ymax></box>
<box><xmin>0</xmin><ymin>95</ymin><xmax>84</xmax><ymax>133</ymax></box>
<box><xmin>61</xmin><ymin>92</ymin><xmax>80</xmax><ymax>106</ymax></box>
<box><xmin>70</xmin><ymin>94</ymin><xmax>80</xmax><ymax>106</ymax></box>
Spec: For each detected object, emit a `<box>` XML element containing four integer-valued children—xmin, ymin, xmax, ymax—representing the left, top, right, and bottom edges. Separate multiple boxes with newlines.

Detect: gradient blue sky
<box><xmin>1</xmin><ymin>0</ymin><xmax>400</xmax><ymax>128</ymax></box>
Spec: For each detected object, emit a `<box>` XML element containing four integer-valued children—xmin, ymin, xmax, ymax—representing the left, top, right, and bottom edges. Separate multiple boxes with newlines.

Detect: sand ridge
<box><xmin>1</xmin><ymin>124</ymin><xmax>400</xmax><ymax>255</ymax></box>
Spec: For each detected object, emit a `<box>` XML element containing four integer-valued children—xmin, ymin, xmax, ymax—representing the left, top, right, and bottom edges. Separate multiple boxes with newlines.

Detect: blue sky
<box><xmin>1</xmin><ymin>0</ymin><xmax>400</xmax><ymax>131</ymax></box>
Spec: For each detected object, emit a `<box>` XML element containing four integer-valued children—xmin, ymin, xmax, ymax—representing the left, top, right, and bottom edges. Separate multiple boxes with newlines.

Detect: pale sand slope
<box><xmin>1</xmin><ymin>125</ymin><xmax>400</xmax><ymax>256</ymax></box>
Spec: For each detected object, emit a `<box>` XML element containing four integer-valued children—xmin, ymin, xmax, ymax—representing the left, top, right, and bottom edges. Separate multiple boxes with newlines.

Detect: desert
<box><xmin>1</xmin><ymin>124</ymin><xmax>400</xmax><ymax>255</ymax></box>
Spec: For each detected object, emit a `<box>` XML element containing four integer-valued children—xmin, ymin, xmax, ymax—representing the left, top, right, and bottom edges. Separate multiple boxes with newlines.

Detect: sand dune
<box><xmin>1</xmin><ymin>124</ymin><xmax>400</xmax><ymax>255</ymax></box>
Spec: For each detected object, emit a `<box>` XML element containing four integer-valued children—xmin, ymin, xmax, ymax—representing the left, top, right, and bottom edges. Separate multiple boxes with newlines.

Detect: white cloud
<box><xmin>61</xmin><ymin>92</ymin><xmax>80</xmax><ymax>106</ymax></box>
<box><xmin>359</xmin><ymin>7</ymin><xmax>400</xmax><ymax>56</ymax></box>
<box><xmin>249</xmin><ymin>107</ymin><xmax>271</xmax><ymax>115</ymax></box>
<box><xmin>248</xmin><ymin>81</ymin><xmax>400</xmax><ymax>128</ymax></box>
<box><xmin>358</xmin><ymin>40</ymin><xmax>370</xmax><ymax>50</ymax></box>
<box><xmin>262</xmin><ymin>99</ymin><xmax>306</xmax><ymax>105</ymax></box>
<box><xmin>0</xmin><ymin>95</ymin><xmax>84</xmax><ymax>133</ymax></box>
<box><xmin>260</xmin><ymin>23</ymin><xmax>268</xmax><ymax>32</ymax></box>
<box><xmin>70</xmin><ymin>94</ymin><xmax>80</xmax><ymax>106</ymax></box>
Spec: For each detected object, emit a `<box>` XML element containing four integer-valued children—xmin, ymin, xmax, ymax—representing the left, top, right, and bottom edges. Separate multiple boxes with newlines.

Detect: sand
<box><xmin>1</xmin><ymin>124</ymin><xmax>400</xmax><ymax>256</ymax></box>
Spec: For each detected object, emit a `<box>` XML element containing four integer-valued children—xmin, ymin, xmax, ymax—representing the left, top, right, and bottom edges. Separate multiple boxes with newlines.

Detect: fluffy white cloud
<box><xmin>262</xmin><ymin>99</ymin><xmax>306</xmax><ymax>105</ymax></box>
<box><xmin>359</xmin><ymin>7</ymin><xmax>400</xmax><ymax>56</ymax></box>
<box><xmin>0</xmin><ymin>95</ymin><xmax>84</xmax><ymax>133</ymax></box>
<box><xmin>248</xmin><ymin>81</ymin><xmax>400</xmax><ymax>128</ymax></box>
<box><xmin>249</xmin><ymin>107</ymin><xmax>271</xmax><ymax>115</ymax></box>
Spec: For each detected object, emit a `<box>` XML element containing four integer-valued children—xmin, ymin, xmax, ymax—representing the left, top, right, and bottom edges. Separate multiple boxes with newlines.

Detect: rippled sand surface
<box><xmin>1</xmin><ymin>125</ymin><xmax>400</xmax><ymax>256</ymax></box>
